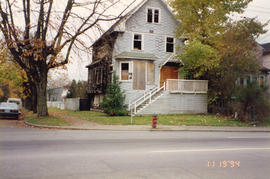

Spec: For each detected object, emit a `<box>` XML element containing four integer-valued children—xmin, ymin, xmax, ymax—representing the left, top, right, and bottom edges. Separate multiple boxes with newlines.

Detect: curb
<box><xmin>24</xmin><ymin>120</ymin><xmax>270</xmax><ymax>132</ymax></box>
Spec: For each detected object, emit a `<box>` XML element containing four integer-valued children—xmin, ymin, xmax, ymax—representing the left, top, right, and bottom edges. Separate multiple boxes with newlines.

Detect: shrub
<box><xmin>233</xmin><ymin>82</ymin><xmax>270</xmax><ymax>123</ymax></box>
<box><xmin>101</xmin><ymin>73</ymin><xmax>128</xmax><ymax>116</ymax></box>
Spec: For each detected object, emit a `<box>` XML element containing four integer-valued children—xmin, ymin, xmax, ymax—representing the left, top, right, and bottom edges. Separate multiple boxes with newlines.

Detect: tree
<box><xmin>170</xmin><ymin>0</ymin><xmax>252</xmax><ymax>45</ymax></box>
<box><xmin>179</xmin><ymin>40</ymin><xmax>220</xmax><ymax>79</ymax></box>
<box><xmin>0</xmin><ymin>0</ymin><xmax>134</xmax><ymax>117</ymax></box>
<box><xmin>101</xmin><ymin>73</ymin><xmax>127</xmax><ymax>116</ymax></box>
<box><xmin>0</xmin><ymin>46</ymin><xmax>27</xmax><ymax>102</ymax></box>
<box><xmin>233</xmin><ymin>82</ymin><xmax>270</xmax><ymax>123</ymax></box>
<box><xmin>170</xmin><ymin>0</ymin><xmax>267</xmax><ymax>115</ymax></box>
<box><xmin>209</xmin><ymin>18</ymin><xmax>265</xmax><ymax>111</ymax></box>
<box><xmin>66</xmin><ymin>80</ymin><xmax>88</xmax><ymax>99</ymax></box>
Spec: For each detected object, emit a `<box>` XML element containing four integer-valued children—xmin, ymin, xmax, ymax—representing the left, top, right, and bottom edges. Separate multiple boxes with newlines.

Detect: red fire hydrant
<box><xmin>152</xmin><ymin>115</ymin><xmax>158</xmax><ymax>128</ymax></box>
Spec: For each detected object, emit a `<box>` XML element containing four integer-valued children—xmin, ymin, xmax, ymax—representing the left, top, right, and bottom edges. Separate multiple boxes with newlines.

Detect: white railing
<box><xmin>166</xmin><ymin>79</ymin><xmax>208</xmax><ymax>93</ymax></box>
<box><xmin>129</xmin><ymin>82</ymin><xmax>165</xmax><ymax>115</ymax></box>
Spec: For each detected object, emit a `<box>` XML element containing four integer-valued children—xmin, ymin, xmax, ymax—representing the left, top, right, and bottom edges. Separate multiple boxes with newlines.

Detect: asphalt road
<box><xmin>0</xmin><ymin>127</ymin><xmax>270</xmax><ymax>179</ymax></box>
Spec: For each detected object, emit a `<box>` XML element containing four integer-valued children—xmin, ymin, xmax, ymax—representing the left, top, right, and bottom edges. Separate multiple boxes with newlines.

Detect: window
<box><xmin>133</xmin><ymin>34</ymin><xmax>142</xmax><ymax>50</ymax></box>
<box><xmin>154</xmin><ymin>9</ymin><xmax>159</xmax><ymax>23</ymax></box>
<box><xmin>259</xmin><ymin>75</ymin><xmax>266</xmax><ymax>88</ymax></box>
<box><xmin>246</xmin><ymin>75</ymin><xmax>252</xmax><ymax>85</ymax></box>
<box><xmin>147</xmin><ymin>8</ymin><xmax>159</xmax><ymax>23</ymax></box>
<box><xmin>240</xmin><ymin>77</ymin><xmax>245</xmax><ymax>86</ymax></box>
<box><xmin>120</xmin><ymin>62</ymin><xmax>132</xmax><ymax>81</ymax></box>
<box><xmin>147</xmin><ymin>9</ymin><xmax>153</xmax><ymax>23</ymax></box>
<box><xmin>166</xmin><ymin>37</ymin><xmax>174</xmax><ymax>53</ymax></box>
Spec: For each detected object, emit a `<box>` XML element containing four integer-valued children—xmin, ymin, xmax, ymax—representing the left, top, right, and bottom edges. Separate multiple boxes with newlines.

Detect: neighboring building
<box><xmin>261</xmin><ymin>43</ymin><xmax>270</xmax><ymax>94</ymax></box>
<box><xmin>236</xmin><ymin>43</ymin><xmax>270</xmax><ymax>92</ymax></box>
<box><xmin>86</xmin><ymin>0</ymin><xmax>208</xmax><ymax>115</ymax></box>
<box><xmin>47</xmin><ymin>87</ymin><xmax>68</xmax><ymax>102</ymax></box>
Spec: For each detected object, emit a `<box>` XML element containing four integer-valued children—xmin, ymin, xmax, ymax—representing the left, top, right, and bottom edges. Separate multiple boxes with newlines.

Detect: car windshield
<box><xmin>0</xmin><ymin>102</ymin><xmax>18</xmax><ymax>109</ymax></box>
<box><xmin>9</xmin><ymin>101</ymin><xmax>19</xmax><ymax>104</ymax></box>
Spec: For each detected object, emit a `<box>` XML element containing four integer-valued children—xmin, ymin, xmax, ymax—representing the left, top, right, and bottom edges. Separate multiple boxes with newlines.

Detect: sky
<box><xmin>241</xmin><ymin>0</ymin><xmax>270</xmax><ymax>43</ymax></box>
<box><xmin>66</xmin><ymin>0</ymin><xmax>270</xmax><ymax>81</ymax></box>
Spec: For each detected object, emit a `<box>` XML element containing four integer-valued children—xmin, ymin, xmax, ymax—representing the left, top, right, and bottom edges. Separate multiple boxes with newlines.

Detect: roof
<box><xmin>261</xmin><ymin>66</ymin><xmax>270</xmax><ymax>72</ymax></box>
<box><xmin>260</xmin><ymin>43</ymin><xmax>270</xmax><ymax>55</ymax></box>
<box><xmin>114</xmin><ymin>51</ymin><xmax>157</xmax><ymax>60</ymax></box>
<box><xmin>158</xmin><ymin>54</ymin><xmax>181</xmax><ymax>68</ymax></box>
<box><xmin>91</xmin><ymin>0</ymin><xmax>176</xmax><ymax>47</ymax></box>
<box><xmin>86</xmin><ymin>59</ymin><xmax>102</xmax><ymax>68</ymax></box>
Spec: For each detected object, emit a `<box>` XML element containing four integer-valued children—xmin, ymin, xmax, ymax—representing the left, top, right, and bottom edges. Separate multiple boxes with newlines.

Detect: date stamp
<box><xmin>207</xmin><ymin>160</ymin><xmax>240</xmax><ymax>168</ymax></box>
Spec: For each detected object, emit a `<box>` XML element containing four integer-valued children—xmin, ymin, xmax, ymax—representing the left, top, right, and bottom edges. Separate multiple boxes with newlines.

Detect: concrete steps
<box><xmin>130</xmin><ymin>90</ymin><xmax>165</xmax><ymax>115</ymax></box>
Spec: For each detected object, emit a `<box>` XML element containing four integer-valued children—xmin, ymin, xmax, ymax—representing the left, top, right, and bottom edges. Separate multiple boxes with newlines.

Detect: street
<box><xmin>0</xmin><ymin>126</ymin><xmax>270</xmax><ymax>179</ymax></box>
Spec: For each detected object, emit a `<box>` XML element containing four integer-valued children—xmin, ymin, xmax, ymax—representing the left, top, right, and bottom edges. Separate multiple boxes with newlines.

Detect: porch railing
<box><xmin>166</xmin><ymin>79</ymin><xmax>208</xmax><ymax>93</ymax></box>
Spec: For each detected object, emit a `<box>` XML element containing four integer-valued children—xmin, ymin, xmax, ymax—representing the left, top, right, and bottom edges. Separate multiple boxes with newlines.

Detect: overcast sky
<box><xmin>242</xmin><ymin>0</ymin><xmax>270</xmax><ymax>43</ymax></box>
<box><xmin>68</xmin><ymin>0</ymin><xmax>270</xmax><ymax>81</ymax></box>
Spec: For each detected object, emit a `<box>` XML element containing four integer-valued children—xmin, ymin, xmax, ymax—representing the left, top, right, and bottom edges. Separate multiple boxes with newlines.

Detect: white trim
<box><xmin>145</xmin><ymin>62</ymin><xmax>148</xmax><ymax>84</ymax></box>
<box><xmin>146</xmin><ymin>7</ymin><xmax>161</xmax><ymax>24</ymax></box>
<box><xmin>127</xmin><ymin>30</ymin><xmax>175</xmax><ymax>38</ymax></box>
<box><xmin>132</xmin><ymin>33</ymin><xmax>144</xmax><ymax>51</ymax></box>
<box><xmin>119</xmin><ymin>61</ymin><xmax>133</xmax><ymax>82</ymax></box>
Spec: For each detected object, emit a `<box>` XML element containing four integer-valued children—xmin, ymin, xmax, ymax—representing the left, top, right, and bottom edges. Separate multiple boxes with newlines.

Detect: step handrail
<box><xmin>128</xmin><ymin>87</ymin><xmax>156</xmax><ymax>110</ymax></box>
<box><xmin>128</xmin><ymin>86</ymin><xmax>158</xmax><ymax>111</ymax></box>
<box><xmin>129</xmin><ymin>82</ymin><xmax>165</xmax><ymax>115</ymax></box>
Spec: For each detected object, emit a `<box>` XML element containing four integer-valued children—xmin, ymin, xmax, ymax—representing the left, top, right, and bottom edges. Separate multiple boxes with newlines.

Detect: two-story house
<box><xmin>86</xmin><ymin>0</ymin><xmax>208</xmax><ymax>115</ymax></box>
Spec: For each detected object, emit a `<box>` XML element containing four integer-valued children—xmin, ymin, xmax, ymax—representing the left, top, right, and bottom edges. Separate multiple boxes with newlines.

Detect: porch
<box><xmin>129</xmin><ymin>79</ymin><xmax>208</xmax><ymax>115</ymax></box>
<box><xmin>165</xmin><ymin>79</ymin><xmax>208</xmax><ymax>93</ymax></box>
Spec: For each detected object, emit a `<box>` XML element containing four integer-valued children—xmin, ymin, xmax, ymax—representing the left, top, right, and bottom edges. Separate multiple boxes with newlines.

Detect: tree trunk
<box><xmin>36</xmin><ymin>73</ymin><xmax>48</xmax><ymax>117</ymax></box>
<box><xmin>32</xmin><ymin>86</ymin><xmax>37</xmax><ymax>113</ymax></box>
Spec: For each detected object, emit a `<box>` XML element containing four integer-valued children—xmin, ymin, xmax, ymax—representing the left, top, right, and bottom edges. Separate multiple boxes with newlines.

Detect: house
<box><xmin>236</xmin><ymin>43</ymin><xmax>270</xmax><ymax>92</ymax></box>
<box><xmin>261</xmin><ymin>43</ymin><xmax>270</xmax><ymax>94</ymax></box>
<box><xmin>47</xmin><ymin>87</ymin><xmax>68</xmax><ymax>102</ymax></box>
<box><xmin>86</xmin><ymin>0</ymin><xmax>208</xmax><ymax>115</ymax></box>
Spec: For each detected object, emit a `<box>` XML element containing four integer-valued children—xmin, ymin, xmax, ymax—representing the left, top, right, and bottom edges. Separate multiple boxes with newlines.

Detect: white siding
<box><xmin>112</xmin><ymin>0</ymin><xmax>183</xmax><ymax>104</ymax></box>
<box><xmin>138</xmin><ymin>91</ymin><xmax>207</xmax><ymax>115</ymax></box>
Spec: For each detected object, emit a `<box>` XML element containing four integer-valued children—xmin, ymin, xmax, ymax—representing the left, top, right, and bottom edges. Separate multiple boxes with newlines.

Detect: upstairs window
<box><xmin>133</xmin><ymin>34</ymin><xmax>142</xmax><ymax>50</ymax></box>
<box><xmin>166</xmin><ymin>37</ymin><xmax>174</xmax><ymax>53</ymax></box>
<box><xmin>147</xmin><ymin>8</ymin><xmax>160</xmax><ymax>23</ymax></box>
<box><xmin>154</xmin><ymin>9</ymin><xmax>159</xmax><ymax>23</ymax></box>
<box><xmin>147</xmin><ymin>9</ymin><xmax>153</xmax><ymax>23</ymax></box>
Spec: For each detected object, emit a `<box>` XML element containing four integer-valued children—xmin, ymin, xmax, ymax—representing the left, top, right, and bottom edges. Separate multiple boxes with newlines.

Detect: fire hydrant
<box><xmin>152</xmin><ymin>115</ymin><xmax>158</xmax><ymax>128</ymax></box>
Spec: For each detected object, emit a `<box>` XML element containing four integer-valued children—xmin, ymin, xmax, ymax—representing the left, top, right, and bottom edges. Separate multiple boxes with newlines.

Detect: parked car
<box><xmin>7</xmin><ymin>98</ymin><xmax>22</xmax><ymax>109</ymax></box>
<box><xmin>0</xmin><ymin>102</ymin><xmax>20</xmax><ymax>120</ymax></box>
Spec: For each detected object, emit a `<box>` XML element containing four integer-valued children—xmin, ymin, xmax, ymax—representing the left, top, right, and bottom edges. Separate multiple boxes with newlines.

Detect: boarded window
<box><xmin>134</xmin><ymin>34</ymin><xmax>142</xmax><ymax>50</ymax></box>
<box><xmin>147</xmin><ymin>62</ymin><xmax>155</xmax><ymax>84</ymax></box>
<box><xmin>121</xmin><ymin>63</ymin><xmax>129</xmax><ymax>81</ymax></box>
<box><xmin>133</xmin><ymin>61</ymin><xmax>146</xmax><ymax>90</ymax></box>
<box><xmin>166</xmin><ymin>37</ymin><xmax>174</xmax><ymax>53</ymax></box>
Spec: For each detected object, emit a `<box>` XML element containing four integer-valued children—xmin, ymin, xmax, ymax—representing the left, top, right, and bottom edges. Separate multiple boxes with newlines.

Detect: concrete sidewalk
<box><xmin>24</xmin><ymin>120</ymin><xmax>270</xmax><ymax>132</ymax></box>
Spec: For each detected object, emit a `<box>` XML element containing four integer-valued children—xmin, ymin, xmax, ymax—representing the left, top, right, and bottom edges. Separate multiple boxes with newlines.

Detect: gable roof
<box><xmin>91</xmin><ymin>0</ymin><xmax>176</xmax><ymax>47</ymax></box>
<box><xmin>261</xmin><ymin>43</ymin><xmax>270</xmax><ymax>55</ymax></box>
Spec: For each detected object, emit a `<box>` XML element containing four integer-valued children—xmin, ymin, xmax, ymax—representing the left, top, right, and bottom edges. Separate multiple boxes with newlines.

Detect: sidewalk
<box><xmin>24</xmin><ymin>119</ymin><xmax>270</xmax><ymax>132</ymax></box>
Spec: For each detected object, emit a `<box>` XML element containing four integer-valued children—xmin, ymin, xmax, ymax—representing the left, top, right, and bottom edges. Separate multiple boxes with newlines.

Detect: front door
<box><xmin>160</xmin><ymin>66</ymin><xmax>178</xmax><ymax>87</ymax></box>
<box><xmin>133</xmin><ymin>61</ymin><xmax>146</xmax><ymax>90</ymax></box>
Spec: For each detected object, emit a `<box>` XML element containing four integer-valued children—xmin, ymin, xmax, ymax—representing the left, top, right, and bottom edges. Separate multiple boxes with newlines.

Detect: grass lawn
<box><xmin>47</xmin><ymin>108</ymin><xmax>270</xmax><ymax>127</ymax></box>
<box><xmin>24</xmin><ymin>110</ymin><xmax>70</xmax><ymax>126</ymax></box>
